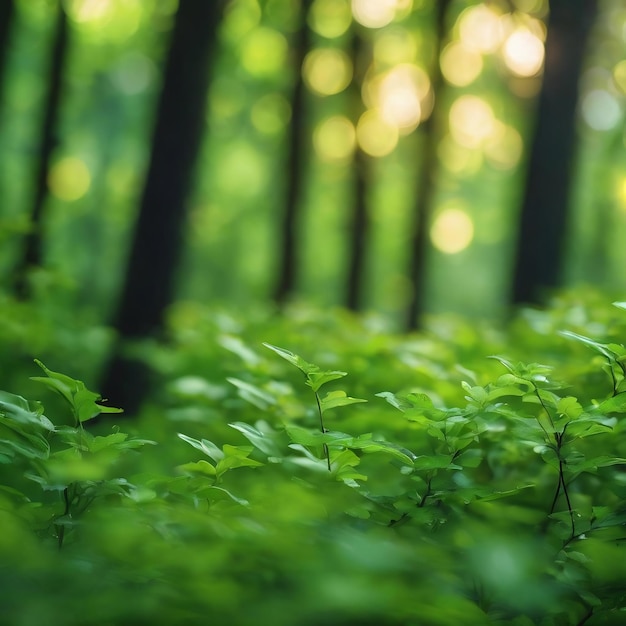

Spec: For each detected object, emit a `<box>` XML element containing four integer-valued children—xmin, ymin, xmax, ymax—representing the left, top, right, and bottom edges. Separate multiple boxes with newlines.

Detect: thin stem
<box><xmin>57</xmin><ymin>486</ymin><xmax>71</xmax><ymax>549</ymax></box>
<box><xmin>313</xmin><ymin>390</ymin><xmax>331</xmax><ymax>471</ymax></box>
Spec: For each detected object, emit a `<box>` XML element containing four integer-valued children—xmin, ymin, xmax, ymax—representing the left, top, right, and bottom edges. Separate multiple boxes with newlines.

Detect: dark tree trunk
<box><xmin>0</xmin><ymin>1</ymin><xmax>15</xmax><ymax>106</ymax></box>
<box><xmin>345</xmin><ymin>31</ymin><xmax>370</xmax><ymax>311</ymax></box>
<box><xmin>511</xmin><ymin>0</ymin><xmax>598</xmax><ymax>306</ymax></box>
<box><xmin>100</xmin><ymin>0</ymin><xmax>224</xmax><ymax>413</ymax></box>
<box><xmin>404</xmin><ymin>0</ymin><xmax>450</xmax><ymax>331</ymax></box>
<box><xmin>13</xmin><ymin>4</ymin><xmax>69</xmax><ymax>298</ymax></box>
<box><xmin>273</xmin><ymin>0</ymin><xmax>313</xmax><ymax>305</ymax></box>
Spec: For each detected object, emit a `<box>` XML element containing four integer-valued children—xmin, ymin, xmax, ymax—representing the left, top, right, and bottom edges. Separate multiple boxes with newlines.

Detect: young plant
<box><xmin>263</xmin><ymin>343</ymin><xmax>366</xmax><ymax>470</ymax></box>
<box><xmin>28</xmin><ymin>360</ymin><xmax>153</xmax><ymax>547</ymax></box>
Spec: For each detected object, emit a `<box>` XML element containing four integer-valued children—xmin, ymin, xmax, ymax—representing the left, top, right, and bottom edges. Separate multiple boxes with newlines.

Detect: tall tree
<box><xmin>100</xmin><ymin>0</ymin><xmax>225</xmax><ymax>412</ymax></box>
<box><xmin>404</xmin><ymin>0</ymin><xmax>450</xmax><ymax>330</ymax></box>
<box><xmin>0</xmin><ymin>0</ymin><xmax>15</xmax><ymax>107</ymax></box>
<box><xmin>273</xmin><ymin>0</ymin><xmax>313</xmax><ymax>305</ymax></box>
<box><xmin>13</xmin><ymin>3</ymin><xmax>69</xmax><ymax>298</ymax></box>
<box><xmin>344</xmin><ymin>30</ymin><xmax>370</xmax><ymax>311</ymax></box>
<box><xmin>511</xmin><ymin>0</ymin><xmax>598</xmax><ymax>305</ymax></box>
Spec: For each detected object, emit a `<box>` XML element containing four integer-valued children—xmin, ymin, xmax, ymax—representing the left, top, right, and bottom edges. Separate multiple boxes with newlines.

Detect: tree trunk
<box><xmin>511</xmin><ymin>0</ymin><xmax>598</xmax><ymax>305</ymax></box>
<box><xmin>345</xmin><ymin>31</ymin><xmax>370</xmax><ymax>311</ymax></box>
<box><xmin>273</xmin><ymin>0</ymin><xmax>313</xmax><ymax>305</ymax></box>
<box><xmin>100</xmin><ymin>0</ymin><xmax>224</xmax><ymax>413</ymax></box>
<box><xmin>13</xmin><ymin>4</ymin><xmax>69</xmax><ymax>298</ymax></box>
<box><xmin>0</xmin><ymin>1</ymin><xmax>15</xmax><ymax>106</ymax></box>
<box><xmin>404</xmin><ymin>0</ymin><xmax>450</xmax><ymax>331</ymax></box>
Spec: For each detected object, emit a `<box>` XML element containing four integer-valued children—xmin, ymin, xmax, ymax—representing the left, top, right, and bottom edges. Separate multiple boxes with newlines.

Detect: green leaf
<box><xmin>177</xmin><ymin>433</ymin><xmax>224</xmax><ymax>462</ymax></box>
<box><xmin>413</xmin><ymin>455</ymin><xmax>456</xmax><ymax>470</ymax></box>
<box><xmin>215</xmin><ymin>452</ymin><xmax>263</xmax><ymax>477</ymax></box>
<box><xmin>320</xmin><ymin>390</ymin><xmax>367</xmax><ymax>412</ymax></box>
<box><xmin>227</xmin><ymin>377</ymin><xmax>276</xmax><ymax>410</ymax></box>
<box><xmin>376</xmin><ymin>391</ymin><xmax>412</xmax><ymax>411</ymax></box>
<box><xmin>229</xmin><ymin>421</ymin><xmax>283</xmax><ymax>456</ymax></box>
<box><xmin>557</xmin><ymin>397</ymin><xmax>583</xmax><ymax>420</ymax></box>
<box><xmin>613</xmin><ymin>301</ymin><xmax>626</xmax><ymax>311</ymax></box>
<box><xmin>285</xmin><ymin>425</ymin><xmax>351</xmax><ymax>447</ymax></box>
<box><xmin>31</xmin><ymin>360</ymin><xmax>122</xmax><ymax>423</ymax></box>
<box><xmin>305</xmin><ymin>370</ymin><xmax>347</xmax><ymax>392</ymax></box>
<box><xmin>263</xmin><ymin>343</ymin><xmax>317</xmax><ymax>375</ymax></box>
<box><xmin>559</xmin><ymin>331</ymin><xmax>614</xmax><ymax>360</ymax></box>
<box><xmin>88</xmin><ymin>432</ymin><xmax>128</xmax><ymax>453</ymax></box>
<box><xmin>597</xmin><ymin>393</ymin><xmax>626</xmax><ymax>414</ymax></box>
<box><xmin>348</xmin><ymin>436</ymin><xmax>415</xmax><ymax>465</ymax></box>
<box><xmin>176</xmin><ymin>460</ymin><xmax>215</xmax><ymax>476</ymax></box>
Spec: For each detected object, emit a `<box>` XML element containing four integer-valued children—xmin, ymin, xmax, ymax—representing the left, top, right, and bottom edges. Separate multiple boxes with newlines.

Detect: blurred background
<box><xmin>0</xmin><ymin>0</ymin><xmax>625</xmax><ymax>403</ymax></box>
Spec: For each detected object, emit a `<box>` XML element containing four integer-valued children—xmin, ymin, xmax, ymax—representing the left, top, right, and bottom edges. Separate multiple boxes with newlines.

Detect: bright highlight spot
<box><xmin>309</xmin><ymin>0</ymin><xmax>352</xmax><ymax>39</ymax></box>
<box><xmin>303</xmin><ymin>48</ymin><xmax>352</xmax><ymax>96</ymax></box>
<box><xmin>449</xmin><ymin>95</ymin><xmax>496</xmax><ymax>148</ymax></box>
<box><xmin>503</xmin><ymin>29</ymin><xmax>544</xmax><ymax>77</ymax></box>
<box><xmin>48</xmin><ymin>158</ymin><xmax>91</xmax><ymax>202</ymax></box>
<box><xmin>431</xmin><ymin>208</ymin><xmax>474</xmax><ymax>254</ymax></box>
<box><xmin>440</xmin><ymin>42</ymin><xmax>483</xmax><ymax>87</ymax></box>
<box><xmin>364</xmin><ymin>64</ymin><xmax>430</xmax><ymax>132</ymax></box>
<box><xmin>313</xmin><ymin>116</ymin><xmax>356</xmax><ymax>162</ymax></box>
<box><xmin>67</xmin><ymin>0</ymin><xmax>142</xmax><ymax>40</ymax></box>
<box><xmin>251</xmin><ymin>94</ymin><xmax>291</xmax><ymax>134</ymax></box>
<box><xmin>356</xmin><ymin>110</ymin><xmax>399</xmax><ymax>157</ymax></box>
<box><xmin>617</xmin><ymin>177</ymin><xmax>626</xmax><ymax>212</ymax></box>
<box><xmin>458</xmin><ymin>4</ymin><xmax>504</xmax><ymax>53</ymax></box>
<box><xmin>352</xmin><ymin>0</ymin><xmax>411</xmax><ymax>29</ymax></box>
<box><xmin>581</xmin><ymin>90</ymin><xmax>622</xmax><ymax>131</ymax></box>
<box><xmin>240</xmin><ymin>27</ymin><xmax>288</xmax><ymax>78</ymax></box>
<box><xmin>613</xmin><ymin>60</ymin><xmax>626</xmax><ymax>95</ymax></box>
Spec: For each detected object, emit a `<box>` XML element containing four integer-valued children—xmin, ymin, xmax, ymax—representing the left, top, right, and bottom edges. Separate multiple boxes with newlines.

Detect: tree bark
<box><xmin>511</xmin><ymin>0</ymin><xmax>598</xmax><ymax>305</ymax></box>
<box><xmin>100</xmin><ymin>0</ymin><xmax>224</xmax><ymax>413</ymax></box>
<box><xmin>13</xmin><ymin>4</ymin><xmax>69</xmax><ymax>298</ymax></box>
<box><xmin>345</xmin><ymin>31</ymin><xmax>370</xmax><ymax>311</ymax></box>
<box><xmin>273</xmin><ymin>0</ymin><xmax>313</xmax><ymax>305</ymax></box>
<box><xmin>404</xmin><ymin>0</ymin><xmax>450</xmax><ymax>331</ymax></box>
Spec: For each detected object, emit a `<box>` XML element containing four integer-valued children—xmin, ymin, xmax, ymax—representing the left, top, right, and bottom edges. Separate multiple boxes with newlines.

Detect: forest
<box><xmin>1</xmin><ymin>0</ymin><xmax>626</xmax><ymax>624</ymax></box>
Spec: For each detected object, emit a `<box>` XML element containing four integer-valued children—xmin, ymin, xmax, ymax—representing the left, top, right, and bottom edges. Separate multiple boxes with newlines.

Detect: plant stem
<box><xmin>313</xmin><ymin>389</ymin><xmax>331</xmax><ymax>471</ymax></box>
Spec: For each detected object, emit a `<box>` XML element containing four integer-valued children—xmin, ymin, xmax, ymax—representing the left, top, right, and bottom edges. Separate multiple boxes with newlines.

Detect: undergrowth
<box><xmin>1</xmin><ymin>293</ymin><xmax>626</xmax><ymax>625</ymax></box>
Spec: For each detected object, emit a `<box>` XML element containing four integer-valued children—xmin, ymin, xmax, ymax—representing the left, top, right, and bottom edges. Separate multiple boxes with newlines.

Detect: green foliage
<box><xmin>2</xmin><ymin>297</ymin><xmax>626</xmax><ymax>624</ymax></box>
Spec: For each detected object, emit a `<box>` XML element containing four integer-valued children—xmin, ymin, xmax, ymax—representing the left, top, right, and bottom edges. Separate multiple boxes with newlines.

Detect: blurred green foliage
<box><xmin>0</xmin><ymin>0</ymin><xmax>624</xmax><ymax>324</ymax></box>
<box><xmin>1</xmin><ymin>291</ymin><xmax>626</xmax><ymax>624</ymax></box>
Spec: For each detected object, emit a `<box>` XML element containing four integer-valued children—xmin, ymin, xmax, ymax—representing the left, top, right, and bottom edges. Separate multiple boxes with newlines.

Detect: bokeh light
<box><xmin>240</xmin><ymin>27</ymin><xmax>288</xmax><ymax>78</ymax></box>
<box><xmin>303</xmin><ymin>48</ymin><xmax>352</xmax><ymax>96</ymax></box>
<box><xmin>613</xmin><ymin>60</ymin><xmax>626</xmax><ymax>94</ymax></box>
<box><xmin>66</xmin><ymin>0</ymin><xmax>143</xmax><ymax>41</ymax></box>
<box><xmin>48</xmin><ymin>158</ymin><xmax>92</xmax><ymax>202</ymax></box>
<box><xmin>502</xmin><ymin>28</ymin><xmax>544</xmax><ymax>77</ymax></box>
<box><xmin>356</xmin><ymin>110</ymin><xmax>399</xmax><ymax>157</ymax></box>
<box><xmin>313</xmin><ymin>116</ymin><xmax>356</xmax><ymax>162</ymax></box>
<box><xmin>364</xmin><ymin>64</ymin><xmax>430</xmax><ymax>132</ymax></box>
<box><xmin>351</xmin><ymin>0</ymin><xmax>412</xmax><ymax>29</ymax></box>
<box><xmin>309</xmin><ymin>0</ymin><xmax>352</xmax><ymax>39</ymax></box>
<box><xmin>440</xmin><ymin>41</ymin><xmax>483</xmax><ymax>87</ymax></box>
<box><xmin>449</xmin><ymin>95</ymin><xmax>496</xmax><ymax>148</ymax></box>
<box><xmin>458</xmin><ymin>4</ymin><xmax>505</xmax><ymax>54</ymax></box>
<box><xmin>581</xmin><ymin>90</ymin><xmax>622</xmax><ymax>131</ymax></box>
<box><xmin>431</xmin><ymin>207</ymin><xmax>474</xmax><ymax>254</ymax></box>
<box><xmin>617</xmin><ymin>176</ymin><xmax>626</xmax><ymax>212</ymax></box>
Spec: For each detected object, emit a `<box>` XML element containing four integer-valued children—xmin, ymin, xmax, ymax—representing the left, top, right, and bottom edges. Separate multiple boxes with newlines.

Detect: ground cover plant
<box><xmin>1</xmin><ymin>292</ymin><xmax>626</xmax><ymax>625</ymax></box>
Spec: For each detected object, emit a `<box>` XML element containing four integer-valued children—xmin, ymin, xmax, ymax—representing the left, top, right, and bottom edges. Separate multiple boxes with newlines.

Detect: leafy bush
<box><xmin>1</xmin><ymin>295</ymin><xmax>626</xmax><ymax>625</ymax></box>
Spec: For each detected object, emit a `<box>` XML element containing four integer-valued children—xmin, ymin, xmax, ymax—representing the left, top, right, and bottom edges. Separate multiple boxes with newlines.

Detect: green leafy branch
<box><xmin>263</xmin><ymin>343</ymin><xmax>366</xmax><ymax>470</ymax></box>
